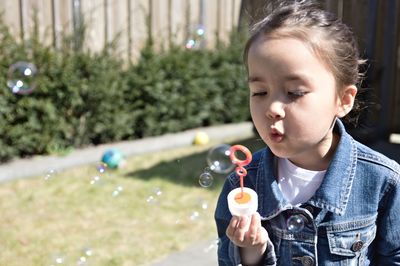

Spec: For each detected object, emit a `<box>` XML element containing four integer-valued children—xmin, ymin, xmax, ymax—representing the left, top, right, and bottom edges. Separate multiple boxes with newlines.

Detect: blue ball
<box><xmin>101</xmin><ymin>148</ymin><xmax>123</xmax><ymax>169</ymax></box>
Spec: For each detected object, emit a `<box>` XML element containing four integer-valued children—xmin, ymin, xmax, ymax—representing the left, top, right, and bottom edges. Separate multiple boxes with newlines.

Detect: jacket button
<box><xmin>351</xmin><ymin>240</ymin><xmax>364</xmax><ymax>252</ymax></box>
<box><xmin>301</xmin><ymin>256</ymin><xmax>314</xmax><ymax>266</ymax></box>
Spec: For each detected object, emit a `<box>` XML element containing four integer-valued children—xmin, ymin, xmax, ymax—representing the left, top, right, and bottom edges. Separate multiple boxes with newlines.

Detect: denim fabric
<box><xmin>215</xmin><ymin>119</ymin><xmax>400</xmax><ymax>265</ymax></box>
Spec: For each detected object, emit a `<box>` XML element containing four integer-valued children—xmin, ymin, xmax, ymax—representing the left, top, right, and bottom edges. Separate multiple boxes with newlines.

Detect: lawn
<box><xmin>0</xmin><ymin>137</ymin><xmax>264</xmax><ymax>266</ymax></box>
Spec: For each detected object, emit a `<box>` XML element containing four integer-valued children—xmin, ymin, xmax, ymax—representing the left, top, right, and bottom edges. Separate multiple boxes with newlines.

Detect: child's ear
<box><xmin>336</xmin><ymin>85</ymin><xmax>358</xmax><ymax>118</ymax></box>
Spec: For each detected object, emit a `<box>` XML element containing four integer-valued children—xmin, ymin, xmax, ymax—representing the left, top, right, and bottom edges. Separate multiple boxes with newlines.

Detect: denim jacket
<box><xmin>215</xmin><ymin>120</ymin><xmax>400</xmax><ymax>265</ymax></box>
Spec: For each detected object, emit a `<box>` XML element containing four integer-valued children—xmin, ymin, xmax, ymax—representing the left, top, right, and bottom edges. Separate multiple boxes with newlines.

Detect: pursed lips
<box><xmin>269</xmin><ymin>126</ymin><xmax>284</xmax><ymax>142</ymax></box>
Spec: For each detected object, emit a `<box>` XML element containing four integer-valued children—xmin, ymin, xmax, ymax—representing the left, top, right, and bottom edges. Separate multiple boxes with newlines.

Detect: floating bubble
<box><xmin>185</xmin><ymin>39</ymin><xmax>196</xmax><ymax>49</ymax></box>
<box><xmin>206</xmin><ymin>144</ymin><xmax>234</xmax><ymax>174</ymax></box>
<box><xmin>286</xmin><ymin>214</ymin><xmax>305</xmax><ymax>233</ymax></box>
<box><xmin>82</xmin><ymin>247</ymin><xmax>93</xmax><ymax>257</ymax></box>
<box><xmin>49</xmin><ymin>254</ymin><xmax>66</xmax><ymax>265</ymax></box>
<box><xmin>146</xmin><ymin>195</ymin><xmax>157</xmax><ymax>204</ymax></box>
<box><xmin>199</xmin><ymin>172</ymin><xmax>213</xmax><ymax>188</ymax></box>
<box><xmin>190</xmin><ymin>211</ymin><xmax>200</xmax><ymax>221</ymax></box>
<box><xmin>204</xmin><ymin>238</ymin><xmax>220</xmax><ymax>253</ymax></box>
<box><xmin>184</xmin><ymin>24</ymin><xmax>206</xmax><ymax>50</ymax></box>
<box><xmin>7</xmin><ymin>61</ymin><xmax>37</xmax><ymax>95</ymax></box>
<box><xmin>112</xmin><ymin>185</ymin><xmax>123</xmax><ymax>197</ymax></box>
<box><xmin>76</xmin><ymin>256</ymin><xmax>87</xmax><ymax>266</ymax></box>
<box><xmin>96</xmin><ymin>163</ymin><xmax>107</xmax><ymax>174</ymax></box>
<box><xmin>90</xmin><ymin>175</ymin><xmax>101</xmax><ymax>185</ymax></box>
<box><xmin>153</xmin><ymin>187</ymin><xmax>162</xmax><ymax>196</ymax></box>
<box><xmin>196</xmin><ymin>27</ymin><xmax>205</xmax><ymax>36</ymax></box>
<box><xmin>199</xmin><ymin>199</ymin><xmax>208</xmax><ymax>210</ymax></box>
<box><xmin>76</xmin><ymin>247</ymin><xmax>92</xmax><ymax>265</ymax></box>
<box><xmin>44</xmin><ymin>169</ymin><xmax>57</xmax><ymax>181</ymax></box>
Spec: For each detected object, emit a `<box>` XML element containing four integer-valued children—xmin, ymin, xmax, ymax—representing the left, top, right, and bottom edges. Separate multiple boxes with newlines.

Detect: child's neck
<box><xmin>289</xmin><ymin>132</ymin><xmax>340</xmax><ymax>171</ymax></box>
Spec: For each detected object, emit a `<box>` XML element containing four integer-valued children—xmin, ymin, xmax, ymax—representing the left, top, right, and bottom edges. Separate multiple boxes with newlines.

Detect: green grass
<box><xmin>0</xmin><ymin>137</ymin><xmax>264</xmax><ymax>266</ymax></box>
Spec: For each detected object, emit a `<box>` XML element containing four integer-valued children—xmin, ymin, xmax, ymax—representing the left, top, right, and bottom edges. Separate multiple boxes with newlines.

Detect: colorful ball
<box><xmin>101</xmin><ymin>148</ymin><xmax>124</xmax><ymax>169</ymax></box>
<box><xmin>193</xmin><ymin>131</ymin><xmax>210</xmax><ymax>145</ymax></box>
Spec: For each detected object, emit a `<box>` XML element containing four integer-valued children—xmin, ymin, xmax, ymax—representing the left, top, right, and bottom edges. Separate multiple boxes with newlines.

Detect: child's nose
<box><xmin>266</xmin><ymin>100</ymin><xmax>285</xmax><ymax>119</ymax></box>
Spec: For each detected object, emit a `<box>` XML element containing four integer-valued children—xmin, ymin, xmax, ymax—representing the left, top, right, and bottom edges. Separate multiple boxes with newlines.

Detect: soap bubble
<box><xmin>206</xmin><ymin>144</ymin><xmax>234</xmax><ymax>174</ymax></box>
<box><xmin>286</xmin><ymin>214</ymin><xmax>305</xmax><ymax>233</ymax></box>
<box><xmin>48</xmin><ymin>253</ymin><xmax>66</xmax><ymax>265</ymax></box>
<box><xmin>185</xmin><ymin>24</ymin><xmax>205</xmax><ymax>50</ymax></box>
<box><xmin>82</xmin><ymin>247</ymin><xmax>93</xmax><ymax>257</ymax></box>
<box><xmin>146</xmin><ymin>186</ymin><xmax>163</xmax><ymax>204</ymax></box>
<box><xmin>44</xmin><ymin>169</ymin><xmax>57</xmax><ymax>181</ymax></box>
<box><xmin>199</xmin><ymin>172</ymin><xmax>213</xmax><ymax>188</ymax></box>
<box><xmin>190</xmin><ymin>211</ymin><xmax>200</xmax><ymax>221</ymax></box>
<box><xmin>76</xmin><ymin>247</ymin><xmax>92</xmax><ymax>266</ymax></box>
<box><xmin>185</xmin><ymin>39</ymin><xmax>196</xmax><ymax>49</ymax></box>
<box><xmin>152</xmin><ymin>187</ymin><xmax>162</xmax><ymax>196</ymax></box>
<box><xmin>89</xmin><ymin>175</ymin><xmax>101</xmax><ymax>185</ymax></box>
<box><xmin>7</xmin><ymin>61</ymin><xmax>37</xmax><ymax>95</ymax></box>
<box><xmin>112</xmin><ymin>185</ymin><xmax>123</xmax><ymax>197</ymax></box>
<box><xmin>146</xmin><ymin>195</ymin><xmax>157</xmax><ymax>204</ymax></box>
<box><xmin>96</xmin><ymin>163</ymin><xmax>107</xmax><ymax>174</ymax></box>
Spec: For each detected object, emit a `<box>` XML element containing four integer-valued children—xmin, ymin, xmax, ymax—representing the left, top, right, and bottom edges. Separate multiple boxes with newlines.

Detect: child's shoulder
<box><xmin>355</xmin><ymin>140</ymin><xmax>400</xmax><ymax>176</ymax></box>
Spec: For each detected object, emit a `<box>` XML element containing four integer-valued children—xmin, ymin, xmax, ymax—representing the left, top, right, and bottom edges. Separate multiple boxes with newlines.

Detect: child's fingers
<box><xmin>247</xmin><ymin>213</ymin><xmax>259</xmax><ymax>244</ymax></box>
<box><xmin>234</xmin><ymin>216</ymin><xmax>248</xmax><ymax>242</ymax></box>
<box><xmin>226</xmin><ymin>216</ymin><xmax>240</xmax><ymax>239</ymax></box>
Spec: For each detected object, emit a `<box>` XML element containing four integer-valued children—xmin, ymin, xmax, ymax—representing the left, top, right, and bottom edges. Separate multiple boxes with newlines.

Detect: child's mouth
<box><xmin>270</xmin><ymin>132</ymin><xmax>284</xmax><ymax>142</ymax></box>
<box><xmin>269</xmin><ymin>128</ymin><xmax>284</xmax><ymax>143</ymax></box>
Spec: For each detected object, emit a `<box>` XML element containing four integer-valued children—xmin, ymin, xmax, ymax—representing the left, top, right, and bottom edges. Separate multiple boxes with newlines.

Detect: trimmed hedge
<box><xmin>0</xmin><ymin>20</ymin><xmax>250</xmax><ymax>162</ymax></box>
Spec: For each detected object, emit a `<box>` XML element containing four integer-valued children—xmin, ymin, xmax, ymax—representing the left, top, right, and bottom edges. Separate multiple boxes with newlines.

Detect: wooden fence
<box><xmin>324</xmin><ymin>0</ymin><xmax>400</xmax><ymax>137</ymax></box>
<box><xmin>0</xmin><ymin>0</ymin><xmax>241</xmax><ymax>59</ymax></box>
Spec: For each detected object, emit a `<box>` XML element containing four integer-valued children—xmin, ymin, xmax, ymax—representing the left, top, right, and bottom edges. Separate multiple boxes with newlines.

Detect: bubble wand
<box><xmin>229</xmin><ymin>145</ymin><xmax>252</xmax><ymax>199</ymax></box>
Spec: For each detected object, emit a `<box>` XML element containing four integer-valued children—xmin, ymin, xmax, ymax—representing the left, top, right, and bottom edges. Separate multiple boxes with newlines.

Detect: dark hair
<box><xmin>243</xmin><ymin>0</ymin><xmax>366</xmax><ymax>89</ymax></box>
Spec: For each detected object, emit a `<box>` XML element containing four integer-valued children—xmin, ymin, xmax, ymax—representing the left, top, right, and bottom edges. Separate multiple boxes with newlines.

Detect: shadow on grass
<box><xmin>124</xmin><ymin>137</ymin><xmax>266</xmax><ymax>189</ymax></box>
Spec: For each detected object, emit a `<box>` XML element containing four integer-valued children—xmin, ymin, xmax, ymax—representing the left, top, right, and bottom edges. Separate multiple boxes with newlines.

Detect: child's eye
<box><xmin>251</xmin><ymin>91</ymin><xmax>267</xmax><ymax>97</ymax></box>
<box><xmin>288</xmin><ymin>90</ymin><xmax>307</xmax><ymax>98</ymax></box>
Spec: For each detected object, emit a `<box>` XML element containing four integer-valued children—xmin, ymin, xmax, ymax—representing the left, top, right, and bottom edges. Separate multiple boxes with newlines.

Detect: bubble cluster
<box><xmin>7</xmin><ymin>61</ymin><xmax>37</xmax><ymax>95</ymax></box>
<box><xmin>206</xmin><ymin>144</ymin><xmax>234</xmax><ymax>174</ymax></box>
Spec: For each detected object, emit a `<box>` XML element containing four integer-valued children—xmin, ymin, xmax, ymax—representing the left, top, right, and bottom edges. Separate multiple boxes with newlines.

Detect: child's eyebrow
<box><xmin>247</xmin><ymin>76</ymin><xmax>264</xmax><ymax>83</ymax></box>
<box><xmin>248</xmin><ymin>73</ymin><xmax>307</xmax><ymax>83</ymax></box>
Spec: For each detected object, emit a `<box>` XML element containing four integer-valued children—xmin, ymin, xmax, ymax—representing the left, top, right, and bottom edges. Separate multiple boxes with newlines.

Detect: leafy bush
<box><xmin>0</xmin><ymin>17</ymin><xmax>249</xmax><ymax>162</ymax></box>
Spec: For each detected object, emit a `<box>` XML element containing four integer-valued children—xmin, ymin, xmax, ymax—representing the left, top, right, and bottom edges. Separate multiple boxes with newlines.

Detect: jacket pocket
<box><xmin>326</xmin><ymin>216</ymin><xmax>377</xmax><ymax>257</ymax></box>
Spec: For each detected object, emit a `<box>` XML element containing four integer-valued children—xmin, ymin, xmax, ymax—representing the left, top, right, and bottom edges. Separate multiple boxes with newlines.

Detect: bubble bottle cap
<box><xmin>227</xmin><ymin>187</ymin><xmax>258</xmax><ymax>217</ymax></box>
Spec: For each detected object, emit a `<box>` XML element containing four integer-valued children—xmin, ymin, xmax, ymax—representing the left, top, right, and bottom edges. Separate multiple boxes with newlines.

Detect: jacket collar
<box><xmin>257</xmin><ymin>119</ymin><xmax>357</xmax><ymax>219</ymax></box>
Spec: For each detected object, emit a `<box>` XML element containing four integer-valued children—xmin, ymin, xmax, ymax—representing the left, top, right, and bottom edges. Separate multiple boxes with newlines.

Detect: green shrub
<box><xmin>0</xmin><ymin>16</ymin><xmax>249</xmax><ymax>162</ymax></box>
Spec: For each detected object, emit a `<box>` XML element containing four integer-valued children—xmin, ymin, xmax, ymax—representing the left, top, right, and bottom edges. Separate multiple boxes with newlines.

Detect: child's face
<box><xmin>247</xmin><ymin>36</ymin><xmax>347</xmax><ymax>169</ymax></box>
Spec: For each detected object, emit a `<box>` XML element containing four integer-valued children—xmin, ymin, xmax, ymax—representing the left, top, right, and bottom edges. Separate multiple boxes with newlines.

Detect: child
<box><xmin>214</xmin><ymin>0</ymin><xmax>400</xmax><ymax>265</ymax></box>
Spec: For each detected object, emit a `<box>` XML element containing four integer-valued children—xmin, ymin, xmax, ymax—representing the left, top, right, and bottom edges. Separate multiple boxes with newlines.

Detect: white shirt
<box><xmin>277</xmin><ymin>158</ymin><xmax>326</xmax><ymax>205</ymax></box>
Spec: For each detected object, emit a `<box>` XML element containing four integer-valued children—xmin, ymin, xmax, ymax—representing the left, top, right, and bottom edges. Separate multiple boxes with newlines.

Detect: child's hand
<box><xmin>226</xmin><ymin>212</ymin><xmax>269</xmax><ymax>265</ymax></box>
<box><xmin>226</xmin><ymin>212</ymin><xmax>268</xmax><ymax>247</ymax></box>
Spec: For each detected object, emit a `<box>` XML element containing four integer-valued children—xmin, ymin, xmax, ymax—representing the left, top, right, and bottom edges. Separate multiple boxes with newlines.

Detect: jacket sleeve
<box><xmin>215</xmin><ymin>178</ymin><xmax>277</xmax><ymax>266</ymax></box>
<box><xmin>375</xmin><ymin>168</ymin><xmax>400</xmax><ymax>265</ymax></box>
